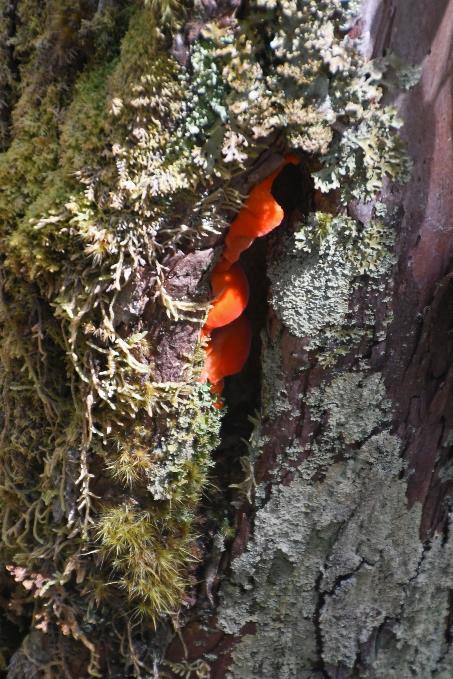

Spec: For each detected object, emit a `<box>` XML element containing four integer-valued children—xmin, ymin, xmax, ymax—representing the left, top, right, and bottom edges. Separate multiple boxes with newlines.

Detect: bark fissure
<box><xmin>314</xmin><ymin>569</ymin><xmax>330</xmax><ymax>679</ymax></box>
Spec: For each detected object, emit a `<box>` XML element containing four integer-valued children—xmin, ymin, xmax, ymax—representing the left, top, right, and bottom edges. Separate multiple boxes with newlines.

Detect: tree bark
<box><xmin>0</xmin><ymin>1</ymin><xmax>452</xmax><ymax>677</ymax></box>
<box><xmin>165</xmin><ymin>2</ymin><xmax>453</xmax><ymax>676</ymax></box>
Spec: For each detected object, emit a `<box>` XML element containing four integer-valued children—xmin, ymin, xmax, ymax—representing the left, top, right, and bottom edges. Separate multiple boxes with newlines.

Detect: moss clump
<box><xmin>97</xmin><ymin>504</ymin><xmax>190</xmax><ymax>622</ymax></box>
<box><xmin>96</xmin><ymin>382</ymin><xmax>221</xmax><ymax>621</ymax></box>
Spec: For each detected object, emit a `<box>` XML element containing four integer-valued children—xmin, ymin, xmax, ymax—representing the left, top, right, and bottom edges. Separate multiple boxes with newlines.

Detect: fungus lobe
<box><xmin>201</xmin><ymin>153</ymin><xmax>302</xmax><ymax>405</ymax></box>
<box><xmin>205</xmin><ymin>261</ymin><xmax>249</xmax><ymax>330</ymax></box>
<box><xmin>222</xmin><ymin>154</ymin><xmax>301</xmax><ymax>264</ymax></box>
<box><xmin>202</xmin><ymin>315</ymin><xmax>252</xmax><ymax>386</ymax></box>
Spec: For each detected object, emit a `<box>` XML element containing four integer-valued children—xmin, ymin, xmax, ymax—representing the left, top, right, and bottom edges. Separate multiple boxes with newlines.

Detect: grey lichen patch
<box><xmin>369</xmin><ymin>523</ymin><xmax>453</xmax><ymax>679</ymax></box>
<box><xmin>269</xmin><ymin>228</ymin><xmax>354</xmax><ymax>341</ymax></box>
<box><xmin>269</xmin><ymin>213</ymin><xmax>395</xmax><ymax>356</ymax></box>
<box><xmin>260</xmin><ymin>334</ymin><xmax>294</xmax><ymax>419</ymax></box>
<box><xmin>216</xmin><ymin>370</ymin><xmax>453</xmax><ymax>677</ymax></box>
<box><xmin>307</xmin><ymin>371</ymin><xmax>391</xmax><ymax>446</ymax></box>
<box><xmin>318</xmin><ymin>434</ymin><xmax>417</xmax><ymax>669</ymax></box>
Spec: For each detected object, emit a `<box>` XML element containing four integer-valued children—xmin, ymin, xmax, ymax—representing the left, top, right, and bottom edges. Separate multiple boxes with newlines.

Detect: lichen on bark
<box><xmin>218</xmin><ymin>370</ymin><xmax>452</xmax><ymax>678</ymax></box>
<box><xmin>0</xmin><ymin>0</ymin><xmax>419</xmax><ymax>674</ymax></box>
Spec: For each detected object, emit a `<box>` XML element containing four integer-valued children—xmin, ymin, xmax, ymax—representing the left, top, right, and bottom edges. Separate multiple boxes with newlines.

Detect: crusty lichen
<box><xmin>269</xmin><ymin>218</ymin><xmax>357</xmax><ymax>341</ymax></box>
<box><xmin>218</xmin><ymin>371</ymin><xmax>453</xmax><ymax>677</ymax></box>
<box><xmin>269</xmin><ymin>212</ymin><xmax>395</xmax><ymax>363</ymax></box>
<box><xmin>260</xmin><ymin>335</ymin><xmax>294</xmax><ymax>419</ymax></box>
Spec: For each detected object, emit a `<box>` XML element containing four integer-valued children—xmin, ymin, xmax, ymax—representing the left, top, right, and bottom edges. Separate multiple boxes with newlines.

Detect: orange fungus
<box><xmin>203</xmin><ymin>315</ymin><xmax>252</xmax><ymax>385</ymax></box>
<box><xmin>210</xmin><ymin>379</ymin><xmax>225</xmax><ymax>409</ymax></box>
<box><xmin>210</xmin><ymin>379</ymin><xmax>224</xmax><ymax>395</ymax></box>
<box><xmin>205</xmin><ymin>262</ymin><xmax>249</xmax><ymax>329</ymax></box>
<box><xmin>201</xmin><ymin>153</ymin><xmax>301</xmax><ymax>405</ymax></box>
<box><xmin>222</xmin><ymin>232</ymin><xmax>255</xmax><ymax>265</ymax></box>
<box><xmin>229</xmin><ymin>201</ymin><xmax>284</xmax><ymax>238</ymax></box>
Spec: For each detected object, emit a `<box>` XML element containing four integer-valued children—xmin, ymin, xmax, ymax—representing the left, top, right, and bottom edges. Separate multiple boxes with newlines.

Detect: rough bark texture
<box><xmin>0</xmin><ymin>0</ymin><xmax>451</xmax><ymax>677</ymax></box>
<box><xmin>166</xmin><ymin>1</ymin><xmax>453</xmax><ymax>677</ymax></box>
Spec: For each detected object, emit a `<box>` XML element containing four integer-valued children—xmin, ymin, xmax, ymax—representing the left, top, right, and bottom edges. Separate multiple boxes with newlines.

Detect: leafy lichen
<box><xmin>269</xmin><ymin>212</ymin><xmax>395</xmax><ymax>360</ymax></box>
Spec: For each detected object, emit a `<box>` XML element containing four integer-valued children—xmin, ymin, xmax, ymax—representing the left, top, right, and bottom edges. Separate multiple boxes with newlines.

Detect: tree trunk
<box><xmin>0</xmin><ymin>1</ymin><xmax>452</xmax><ymax>677</ymax></box>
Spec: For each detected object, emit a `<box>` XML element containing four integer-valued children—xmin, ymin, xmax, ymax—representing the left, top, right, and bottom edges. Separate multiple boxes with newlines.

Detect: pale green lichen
<box><xmin>218</xmin><ymin>371</ymin><xmax>453</xmax><ymax>678</ymax></box>
<box><xmin>270</xmin><ymin>225</ymin><xmax>356</xmax><ymax>340</ymax></box>
<box><xmin>269</xmin><ymin>213</ymin><xmax>395</xmax><ymax>356</ymax></box>
<box><xmin>260</xmin><ymin>335</ymin><xmax>294</xmax><ymax>419</ymax></box>
<box><xmin>314</xmin><ymin>106</ymin><xmax>411</xmax><ymax>201</ymax></box>
<box><xmin>307</xmin><ymin>371</ymin><xmax>392</xmax><ymax>447</ymax></box>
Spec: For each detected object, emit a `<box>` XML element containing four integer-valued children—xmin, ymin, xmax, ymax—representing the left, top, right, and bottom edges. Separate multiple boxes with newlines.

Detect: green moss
<box><xmin>0</xmin><ymin>84</ymin><xmax>60</xmax><ymax>228</ymax></box>
<box><xmin>96</xmin><ymin>382</ymin><xmax>221</xmax><ymax>620</ymax></box>
<box><xmin>60</xmin><ymin>62</ymin><xmax>114</xmax><ymax>173</ymax></box>
<box><xmin>97</xmin><ymin>504</ymin><xmax>190</xmax><ymax>622</ymax></box>
<box><xmin>144</xmin><ymin>0</ymin><xmax>186</xmax><ymax>28</ymax></box>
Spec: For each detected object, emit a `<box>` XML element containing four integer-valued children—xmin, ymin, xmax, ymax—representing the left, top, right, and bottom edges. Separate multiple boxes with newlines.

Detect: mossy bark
<box><xmin>0</xmin><ymin>0</ymin><xmax>452</xmax><ymax>677</ymax></box>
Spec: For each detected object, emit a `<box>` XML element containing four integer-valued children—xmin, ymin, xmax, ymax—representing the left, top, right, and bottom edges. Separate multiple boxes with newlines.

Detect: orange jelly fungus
<box><xmin>203</xmin><ymin>316</ymin><xmax>252</xmax><ymax>386</ymax></box>
<box><xmin>205</xmin><ymin>262</ymin><xmax>249</xmax><ymax>330</ymax></box>
<box><xmin>210</xmin><ymin>379</ymin><xmax>224</xmax><ymax>395</ymax></box>
<box><xmin>222</xmin><ymin>154</ymin><xmax>301</xmax><ymax>264</ymax></box>
<box><xmin>222</xmin><ymin>233</ymin><xmax>255</xmax><ymax>266</ymax></box>
<box><xmin>201</xmin><ymin>153</ymin><xmax>301</xmax><ymax>406</ymax></box>
<box><xmin>209</xmin><ymin>379</ymin><xmax>225</xmax><ymax>409</ymax></box>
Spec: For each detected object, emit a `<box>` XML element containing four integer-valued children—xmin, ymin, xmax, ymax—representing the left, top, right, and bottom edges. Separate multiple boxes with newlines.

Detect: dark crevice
<box><xmin>441</xmin><ymin>503</ymin><xmax>451</xmax><ymax>547</ymax></box>
<box><xmin>313</xmin><ymin>570</ymin><xmax>330</xmax><ymax>679</ymax></box>
<box><xmin>207</xmin><ymin>236</ymin><xmax>268</xmax><ymax>531</ymax></box>
<box><xmin>0</xmin><ymin>0</ymin><xmax>19</xmax><ymax>150</ymax></box>
<box><xmin>324</xmin><ymin>558</ymin><xmax>369</xmax><ymax>598</ymax></box>
<box><xmin>0</xmin><ymin>575</ymin><xmax>31</xmax><ymax>679</ymax></box>
<box><xmin>272</xmin><ymin>158</ymin><xmax>314</xmax><ymax>214</ymax></box>
<box><xmin>221</xmin><ymin>236</ymin><xmax>269</xmax><ymax>430</ymax></box>
<box><xmin>211</xmin><ymin>158</ymin><xmax>313</xmax><ymax>509</ymax></box>
<box><xmin>431</xmin><ymin>588</ymin><xmax>453</xmax><ymax>675</ymax></box>
<box><xmin>193</xmin><ymin>238</ymin><xmax>268</xmax><ymax>612</ymax></box>
<box><xmin>407</xmin><ymin>539</ymin><xmax>431</xmax><ymax>584</ymax></box>
<box><xmin>444</xmin><ymin>589</ymin><xmax>453</xmax><ymax>647</ymax></box>
<box><xmin>195</xmin><ymin>160</ymin><xmax>312</xmax><ymax>610</ymax></box>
